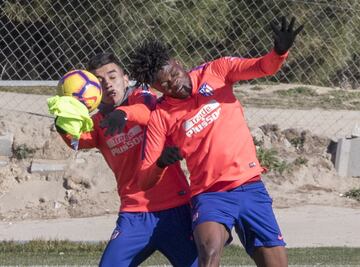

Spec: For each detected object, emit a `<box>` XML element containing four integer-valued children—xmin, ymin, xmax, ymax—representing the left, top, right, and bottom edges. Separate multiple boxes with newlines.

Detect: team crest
<box><xmin>199</xmin><ymin>83</ymin><xmax>214</xmax><ymax>96</ymax></box>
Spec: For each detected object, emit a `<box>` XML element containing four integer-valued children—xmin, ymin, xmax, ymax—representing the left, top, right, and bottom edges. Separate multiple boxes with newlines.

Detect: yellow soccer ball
<box><xmin>57</xmin><ymin>70</ymin><xmax>102</xmax><ymax>112</ymax></box>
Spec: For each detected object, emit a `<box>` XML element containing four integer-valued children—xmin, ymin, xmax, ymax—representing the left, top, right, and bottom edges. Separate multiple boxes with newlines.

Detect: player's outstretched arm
<box><xmin>270</xmin><ymin>16</ymin><xmax>304</xmax><ymax>55</ymax></box>
<box><xmin>225</xmin><ymin>16</ymin><xmax>303</xmax><ymax>82</ymax></box>
<box><xmin>221</xmin><ymin>17</ymin><xmax>304</xmax><ymax>83</ymax></box>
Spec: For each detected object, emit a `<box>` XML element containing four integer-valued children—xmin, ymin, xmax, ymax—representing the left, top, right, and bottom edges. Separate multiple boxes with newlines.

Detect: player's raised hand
<box><xmin>156</xmin><ymin>146</ymin><xmax>183</xmax><ymax>168</ymax></box>
<box><xmin>270</xmin><ymin>16</ymin><xmax>304</xmax><ymax>55</ymax></box>
<box><xmin>100</xmin><ymin>109</ymin><xmax>127</xmax><ymax>136</ymax></box>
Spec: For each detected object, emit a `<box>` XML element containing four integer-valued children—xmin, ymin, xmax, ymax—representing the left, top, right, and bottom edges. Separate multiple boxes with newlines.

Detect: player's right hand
<box><xmin>100</xmin><ymin>109</ymin><xmax>127</xmax><ymax>136</ymax></box>
<box><xmin>156</xmin><ymin>146</ymin><xmax>183</xmax><ymax>168</ymax></box>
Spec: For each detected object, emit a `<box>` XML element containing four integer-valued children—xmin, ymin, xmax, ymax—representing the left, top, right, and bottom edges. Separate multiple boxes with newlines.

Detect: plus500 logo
<box><xmin>183</xmin><ymin>100</ymin><xmax>221</xmax><ymax>137</ymax></box>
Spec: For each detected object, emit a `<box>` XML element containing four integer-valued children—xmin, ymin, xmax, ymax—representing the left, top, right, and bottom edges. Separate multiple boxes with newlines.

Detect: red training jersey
<box><xmin>60</xmin><ymin>86</ymin><xmax>190</xmax><ymax>212</ymax></box>
<box><xmin>140</xmin><ymin>50</ymin><xmax>288</xmax><ymax>196</ymax></box>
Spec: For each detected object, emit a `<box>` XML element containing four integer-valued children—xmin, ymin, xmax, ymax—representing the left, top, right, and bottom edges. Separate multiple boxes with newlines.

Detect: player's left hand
<box><xmin>270</xmin><ymin>16</ymin><xmax>304</xmax><ymax>55</ymax></box>
<box><xmin>156</xmin><ymin>146</ymin><xmax>183</xmax><ymax>168</ymax></box>
<box><xmin>100</xmin><ymin>109</ymin><xmax>127</xmax><ymax>136</ymax></box>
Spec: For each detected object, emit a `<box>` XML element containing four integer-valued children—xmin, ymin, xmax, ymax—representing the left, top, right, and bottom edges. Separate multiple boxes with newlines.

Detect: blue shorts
<box><xmin>99</xmin><ymin>204</ymin><xmax>198</xmax><ymax>267</ymax></box>
<box><xmin>191</xmin><ymin>181</ymin><xmax>286</xmax><ymax>256</ymax></box>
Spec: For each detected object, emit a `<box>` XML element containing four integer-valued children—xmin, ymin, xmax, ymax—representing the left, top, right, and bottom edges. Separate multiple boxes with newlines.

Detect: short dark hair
<box><xmin>129</xmin><ymin>40</ymin><xmax>171</xmax><ymax>84</ymax></box>
<box><xmin>87</xmin><ymin>53</ymin><xmax>122</xmax><ymax>72</ymax></box>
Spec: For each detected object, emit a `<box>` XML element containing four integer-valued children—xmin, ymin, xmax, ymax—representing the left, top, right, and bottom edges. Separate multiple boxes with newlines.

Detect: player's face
<box><xmin>92</xmin><ymin>63</ymin><xmax>129</xmax><ymax>105</ymax></box>
<box><xmin>152</xmin><ymin>59</ymin><xmax>192</xmax><ymax>99</ymax></box>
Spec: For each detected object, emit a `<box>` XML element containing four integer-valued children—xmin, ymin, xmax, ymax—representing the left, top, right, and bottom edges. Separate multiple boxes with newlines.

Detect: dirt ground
<box><xmin>0</xmin><ymin>96</ymin><xmax>360</xmax><ymax>245</ymax></box>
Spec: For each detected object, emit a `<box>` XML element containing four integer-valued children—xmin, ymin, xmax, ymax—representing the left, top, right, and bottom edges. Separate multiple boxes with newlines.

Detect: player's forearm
<box><xmin>57</xmin><ymin>131</ymin><xmax>96</xmax><ymax>150</ymax></box>
<box><xmin>116</xmin><ymin>103</ymin><xmax>151</xmax><ymax>126</ymax></box>
<box><xmin>227</xmin><ymin>49</ymin><xmax>288</xmax><ymax>83</ymax></box>
<box><xmin>54</xmin><ymin>117</ymin><xmax>97</xmax><ymax>149</ymax></box>
<box><xmin>238</xmin><ymin>50</ymin><xmax>288</xmax><ymax>80</ymax></box>
<box><xmin>137</xmin><ymin>163</ymin><xmax>166</xmax><ymax>191</ymax></box>
<box><xmin>259</xmin><ymin>49</ymin><xmax>288</xmax><ymax>75</ymax></box>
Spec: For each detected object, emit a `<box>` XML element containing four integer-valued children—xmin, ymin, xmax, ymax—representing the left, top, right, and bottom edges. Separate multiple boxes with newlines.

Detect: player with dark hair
<box><xmin>56</xmin><ymin>52</ymin><xmax>198</xmax><ymax>266</ymax></box>
<box><xmin>103</xmin><ymin>17</ymin><xmax>303</xmax><ymax>267</ymax></box>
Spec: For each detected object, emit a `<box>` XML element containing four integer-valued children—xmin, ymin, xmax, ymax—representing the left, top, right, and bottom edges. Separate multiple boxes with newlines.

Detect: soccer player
<box><xmin>126</xmin><ymin>17</ymin><xmax>303</xmax><ymax>267</ymax></box>
<box><xmin>55</xmin><ymin>53</ymin><xmax>198</xmax><ymax>266</ymax></box>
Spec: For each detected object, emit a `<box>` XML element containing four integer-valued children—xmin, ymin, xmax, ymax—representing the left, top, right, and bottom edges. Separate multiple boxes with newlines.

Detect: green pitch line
<box><xmin>0</xmin><ymin>242</ymin><xmax>359</xmax><ymax>266</ymax></box>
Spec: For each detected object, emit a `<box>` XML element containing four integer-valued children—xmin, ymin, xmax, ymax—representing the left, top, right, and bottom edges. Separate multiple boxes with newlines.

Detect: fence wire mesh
<box><xmin>0</xmin><ymin>0</ymin><xmax>359</xmax><ymax>139</ymax></box>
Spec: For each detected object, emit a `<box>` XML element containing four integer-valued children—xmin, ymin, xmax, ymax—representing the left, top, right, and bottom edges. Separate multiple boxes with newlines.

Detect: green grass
<box><xmin>1</xmin><ymin>241</ymin><xmax>359</xmax><ymax>266</ymax></box>
<box><xmin>293</xmin><ymin>156</ymin><xmax>308</xmax><ymax>166</ymax></box>
<box><xmin>0</xmin><ymin>241</ymin><xmax>104</xmax><ymax>265</ymax></box>
<box><xmin>275</xmin><ymin>87</ymin><xmax>319</xmax><ymax>97</ymax></box>
<box><xmin>344</xmin><ymin>188</ymin><xmax>360</xmax><ymax>202</ymax></box>
<box><xmin>256</xmin><ymin>147</ymin><xmax>289</xmax><ymax>175</ymax></box>
<box><xmin>249</xmin><ymin>85</ymin><xmax>265</xmax><ymax>91</ymax></box>
<box><xmin>0</xmin><ymin>86</ymin><xmax>56</xmax><ymax>95</ymax></box>
<box><xmin>13</xmin><ymin>144</ymin><xmax>36</xmax><ymax>159</ymax></box>
<box><xmin>235</xmin><ymin>85</ymin><xmax>360</xmax><ymax>110</ymax></box>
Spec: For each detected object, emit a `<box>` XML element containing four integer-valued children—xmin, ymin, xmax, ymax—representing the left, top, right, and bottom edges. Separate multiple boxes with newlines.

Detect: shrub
<box><xmin>343</xmin><ymin>188</ymin><xmax>360</xmax><ymax>202</ymax></box>
<box><xmin>13</xmin><ymin>144</ymin><xmax>36</xmax><ymax>159</ymax></box>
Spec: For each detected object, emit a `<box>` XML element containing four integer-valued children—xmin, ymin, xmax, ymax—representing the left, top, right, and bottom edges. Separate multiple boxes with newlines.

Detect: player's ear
<box><xmin>174</xmin><ymin>59</ymin><xmax>183</xmax><ymax>67</ymax></box>
<box><xmin>123</xmin><ymin>74</ymin><xmax>129</xmax><ymax>87</ymax></box>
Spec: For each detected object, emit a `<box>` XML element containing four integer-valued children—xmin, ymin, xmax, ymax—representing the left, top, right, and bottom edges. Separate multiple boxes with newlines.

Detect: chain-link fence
<box><xmin>1</xmin><ymin>0</ymin><xmax>359</xmax><ymax>87</ymax></box>
<box><xmin>0</xmin><ymin>0</ymin><xmax>359</xmax><ymax>139</ymax></box>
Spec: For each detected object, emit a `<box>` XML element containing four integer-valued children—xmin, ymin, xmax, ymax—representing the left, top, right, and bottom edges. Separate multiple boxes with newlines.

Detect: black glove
<box><xmin>270</xmin><ymin>16</ymin><xmax>304</xmax><ymax>55</ymax></box>
<box><xmin>156</xmin><ymin>146</ymin><xmax>183</xmax><ymax>168</ymax></box>
<box><xmin>100</xmin><ymin>109</ymin><xmax>127</xmax><ymax>136</ymax></box>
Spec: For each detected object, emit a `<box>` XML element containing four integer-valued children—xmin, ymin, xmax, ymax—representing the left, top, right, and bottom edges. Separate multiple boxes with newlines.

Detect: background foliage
<box><xmin>0</xmin><ymin>0</ymin><xmax>359</xmax><ymax>88</ymax></box>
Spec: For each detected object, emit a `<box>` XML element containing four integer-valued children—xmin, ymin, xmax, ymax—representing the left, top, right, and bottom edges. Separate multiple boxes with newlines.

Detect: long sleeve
<box><xmin>116</xmin><ymin>103</ymin><xmax>151</xmax><ymax>126</ymax></box>
<box><xmin>116</xmin><ymin>86</ymin><xmax>157</xmax><ymax>125</ymax></box>
<box><xmin>58</xmin><ymin>130</ymin><xmax>98</xmax><ymax>150</ymax></box>
<box><xmin>210</xmin><ymin>49</ymin><xmax>288</xmax><ymax>84</ymax></box>
<box><xmin>137</xmin><ymin>110</ymin><xmax>168</xmax><ymax>190</ymax></box>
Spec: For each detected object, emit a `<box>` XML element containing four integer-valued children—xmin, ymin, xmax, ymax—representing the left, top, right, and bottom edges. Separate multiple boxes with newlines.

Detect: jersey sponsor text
<box><xmin>183</xmin><ymin>100</ymin><xmax>221</xmax><ymax>137</ymax></box>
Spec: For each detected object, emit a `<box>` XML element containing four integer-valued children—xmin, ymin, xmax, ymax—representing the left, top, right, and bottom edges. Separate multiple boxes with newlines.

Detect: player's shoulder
<box><xmin>189</xmin><ymin>62</ymin><xmax>208</xmax><ymax>74</ymax></box>
<box><xmin>129</xmin><ymin>83</ymin><xmax>157</xmax><ymax>97</ymax></box>
<box><xmin>201</xmin><ymin>57</ymin><xmax>243</xmax><ymax>78</ymax></box>
<box><xmin>150</xmin><ymin>97</ymin><xmax>170</xmax><ymax>119</ymax></box>
<box><xmin>127</xmin><ymin>81</ymin><xmax>150</xmax><ymax>95</ymax></box>
<box><xmin>152</xmin><ymin>96</ymin><xmax>167</xmax><ymax>112</ymax></box>
<box><xmin>189</xmin><ymin>57</ymin><xmax>236</xmax><ymax>75</ymax></box>
<box><xmin>211</xmin><ymin>56</ymin><xmax>242</xmax><ymax>66</ymax></box>
<box><xmin>126</xmin><ymin>82</ymin><xmax>157</xmax><ymax>107</ymax></box>
<box><xmin>150</xmin><ymin>106</ymin><xmax>172</xmax><ymax>131</ymax></box>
